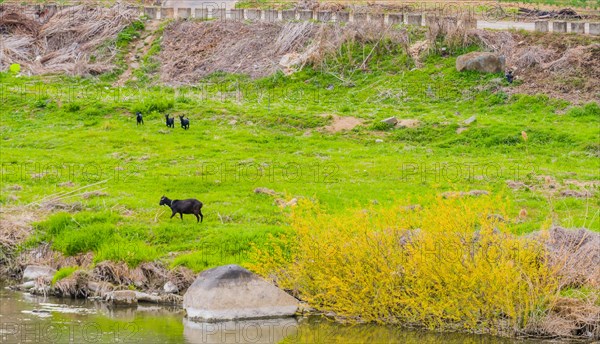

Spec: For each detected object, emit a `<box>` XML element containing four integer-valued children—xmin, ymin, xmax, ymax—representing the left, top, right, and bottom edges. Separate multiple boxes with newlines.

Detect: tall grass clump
<box><xmin>94</xmin><ymin>237</ymin><xmax>159</xmax><ymax>268</ymax></box>
<box><xmin>249</xmin><ymin>196</ymin><xmax>560</xmax><ymax>335</ymax></box>
<box><xmin>51</xmin><ymin>266</ymin><xmax>78</xmax><ymax>285</ymax></box>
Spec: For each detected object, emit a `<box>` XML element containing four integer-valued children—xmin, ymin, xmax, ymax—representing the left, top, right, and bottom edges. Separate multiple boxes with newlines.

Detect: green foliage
<box><xmin>567</xmin><ymin>102</ymin><xmax>600</xmax><ymax>118</ymax></box>
<box><xmin>116</xmin><ymin>20</ymin><xmax>144</xmax><ymax>48</ymax></box>
<box><xmin>2</xmin><ymin>40</ymin><xmax>599</xmax><ymax>281</ymax></box>
<box><xmin>9</xmin><ymin>63</ymin><xmax>20</xmax><ymax>74</ymax></box>
<box><xmin>51</xmin><ymin>266</ymin><xmax>78</xmax><ymax>285</ymax></box>
<box><xmin>64</xmin><ymin>102</ymin><xmax>81</xmax><ymax>112</ymax></box>
<box><xmin>370</xmin><ymin>121</ymin><xmax>395</xmax><ymax>131</ymax></box>
<box><xmin>94</xmin><ymin>238</ymin><xmax>159</xmax><ymax>267</ymax></box>
<box><xmin>33</xmin><ymin>212</ymin><xmax>120</xmax><ymax>256</ymax></box>
<box><xmin>497</xmin><ymin>0</ymin><xmax>598</xmax><ymax>10</ymax></box>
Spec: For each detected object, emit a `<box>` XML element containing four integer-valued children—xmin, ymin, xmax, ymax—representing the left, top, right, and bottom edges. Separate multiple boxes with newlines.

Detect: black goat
<box><xmin>165</xmin><ymin>114</ymin><xmax>175</xmax><ymax>128</ymax></box>
<box><xmin>136</xmin><ymin>112</ymin><xmax>144</xmax><ymax>125</ymax></box>
<box><xmin>159</xmin><ymin>196</ymin><xmax>203</xmax><ymax>223</ymax></box>
<box><xmin>179</xmin><ymin>115</ymin><xmax>190</xmax><ymax>130</ymax></box>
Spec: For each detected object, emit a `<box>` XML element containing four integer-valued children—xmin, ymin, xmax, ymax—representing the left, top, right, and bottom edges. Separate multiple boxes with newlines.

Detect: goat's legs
<box><xmin>170</xmin><ymin>211</ymin><xmax>176</xmax><ymax>219</ymax></box>
<box><xmin>194</xmin><ymin>214</ymin><xmax>200</xmax><ymax>223</ymax></box>
<box><xmin>179</xmin><ymin>213</ymin><xmax>183</xmax><ymax>220</ymax></box>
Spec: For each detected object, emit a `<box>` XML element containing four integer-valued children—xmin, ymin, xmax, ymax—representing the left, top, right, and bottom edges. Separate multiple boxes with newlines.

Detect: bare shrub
<box><xmin>531</xmin><ymin>226</ymin><xmax>600</xmax><ymax>288</ymax></box>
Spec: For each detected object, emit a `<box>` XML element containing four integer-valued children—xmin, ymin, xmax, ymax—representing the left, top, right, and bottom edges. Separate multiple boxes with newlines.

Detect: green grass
<box><xmin>99</xmin><ymin>20</ymin><xmax>145</xmax><ymax>82</ymax></box>
<box><xmin>51</xmin><ymin>266</ymin><xmax>78</xmax><ymax>285</ymax></box>
<box><xmin>497</xmin><ymin>0</ymin><xmax>600</xmax><ymax>9</ymax></box>
<box><xmin>1</xmin><ymin>39</ymin><xmax>599</xmax><ymax>272</ymax></box>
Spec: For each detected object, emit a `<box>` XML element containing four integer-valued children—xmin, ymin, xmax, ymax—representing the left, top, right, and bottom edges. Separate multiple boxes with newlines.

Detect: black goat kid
<box><xmin>136</xmin><ymin>112</ymin><xmax>144</xmax><ymax>125</ymax></box>
<box><xmin>159</xmin><ymin>196</ymin><xmax>203</xmax><ymax>223</ymax></box>
<box><xmin>179</xmin><ymin>115</ymin><xmax>190</xmax><ymax>130</ymax></box>
<box><xmin>165</xmin><ymin>114</ymin><xmax>175</xmax><ymax>128</ymax></box>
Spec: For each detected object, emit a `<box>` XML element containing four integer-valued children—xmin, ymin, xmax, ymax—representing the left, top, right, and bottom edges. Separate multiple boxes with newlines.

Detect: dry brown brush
<box><xmin>470</xmin><ymin>30</ymin><xmax>600</xmax><ymax>102</ymax></box>
<box><xmin>159</xmin><ymin>20</ymin><xmax>411</xmax><ymax>83</ymax></box>
<box><xmin>0</xmin><ymin>5</ymin><xmax>135</xmax><ymax>75</ymax></box>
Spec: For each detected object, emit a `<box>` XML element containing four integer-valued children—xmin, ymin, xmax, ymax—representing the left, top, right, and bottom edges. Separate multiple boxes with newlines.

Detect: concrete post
<box><xmin>245</xmin><ymin>9</ymin><xmax>260</xmax><ymax>20</ymax></box>
<box><xmin>336</xmin><ymin>12</ymin><xmax>350</xmax><ymax>23</ymax></box>
<box><xmin>282</xmin><ymin>10</ymin><xmax>296</xmax><ymax>21</ymax></box>
<box><xmin>369</xmin><ymin>13</ymin><xmax>384</xmax><ymax>24</ymax></box>
<box><xmin>161</xmin><ymin>8</ymin><xmax>174</xmax><ymax>19</ymax></box>
<box><xmin>570</xmin><ymin>22</ymin><xmax>584</xmax><ymax>34</ymax></box>
<box><xmin>552</xmin><ymin>21</ymin><xmax>567</xmax><ymax>33</ymax></box>
<box><xmin>195</xmin><ymin>8</ymin><xmax>208</xmax><ymax>19</ymax></box>
<box><xmin>407</xmin><ymin>14</ymin><xmax>422</xmax><ymax>26</ymax></box>
<box><xmin>535</xmin><ymin>21</ymin><xmax>549</xmax><ymax>32</ymax></box>
<box><xmin>144</xmin><ymin>7</ymin><xmax>158</xmax><ymax>19</ymax></box>
<box><xmin>264</xmin><ymin>10</ymin><xmax>278</xmax><ymax>22</ymax></box>
<box><xmin>230</xmin><ymin>9</ymin><xmax>243</xmax><ymax>21</ymax></box>
<box><xmin>387</xmin><ymin>13</ymin><xmax>403</xmax><ymax>25</ymax></box>
<box><xmin>353</xmin><ymin>12</ymin><xmax>367</xmax><ymax>23</ymax></box>
<box><xmin>298</xmin><ymin>10</ymin><xmax>313</xmax><ymax>21</ymax></box>
<box><xmin>317</xmin><ymin>11</ymin><xmax>333</xmax><ymax>22</ymax></box>
<box><xmin>177</xmin><ymin>8</ymin><xmax>191</xmax><ymax>19</ymax></box>
<box><xmin>590</xmin><ymin>23</ymin><xmax>600</xmax><ymax>35</ymax></box>
<box><xmin>212</xmin><ymin>8</ymin><xmax>226</xmax><ymax>20</ymax></box>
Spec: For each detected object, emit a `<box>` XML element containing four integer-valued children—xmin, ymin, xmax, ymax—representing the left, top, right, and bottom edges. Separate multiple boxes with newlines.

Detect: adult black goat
<box><xmin>165</xmin><ymin>114</ymin><xmax>175</xmax><ymax>128</ymax></box>
<box><xmin>179</xmin><ymin>115</ymin><xmax>190</xmax><ymax>130</ymax></box>
<box><xmin>159</xmin><ymin>196</ymin><xmax>203</xmax><ymax>223</ymax></box>
<box><xmin>136</xmin><ymin>112</ymin><xmax>144</xmax><ymax>125</ymax></box>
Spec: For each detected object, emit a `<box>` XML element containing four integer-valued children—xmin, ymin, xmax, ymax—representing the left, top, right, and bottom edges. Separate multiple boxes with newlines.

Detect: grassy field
<box><xmin>1</xmin><ymin>29</ymin><xmax>599</xmax><ymax>274</ymax></box>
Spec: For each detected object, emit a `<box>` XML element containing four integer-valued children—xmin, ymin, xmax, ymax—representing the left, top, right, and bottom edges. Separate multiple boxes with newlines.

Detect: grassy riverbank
<box><xmin>1</xmin><ymin>13</ymin><xmax>599</xmax><ymax>339</ymax></box>
<box><xmin>1</xmin><ymin>48</ymin><xmax>599</xmax><ymax>270</ymax></box>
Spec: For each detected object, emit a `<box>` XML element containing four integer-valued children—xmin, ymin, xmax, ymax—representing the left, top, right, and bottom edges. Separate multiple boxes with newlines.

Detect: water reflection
<box><xmin>183</xmin><ymin>318</ymin><xmax>298</xmax><ymax>344</ymax></box>
<box><xmin>0</xmin><ymin>286</ymin><xmax>551</xmax><ymax>344</ymax></box>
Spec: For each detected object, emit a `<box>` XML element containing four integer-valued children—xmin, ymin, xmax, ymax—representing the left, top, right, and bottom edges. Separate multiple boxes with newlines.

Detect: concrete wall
<box><xmin>16</xmin><ymin>4</ymin><xmax>600</xmax><ymax>36</ymax></box>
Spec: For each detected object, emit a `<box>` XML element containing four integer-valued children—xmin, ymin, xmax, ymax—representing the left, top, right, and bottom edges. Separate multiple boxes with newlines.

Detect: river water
<box><xmin>0</xmin><ymin>286</ymin><xmax>551</xmax><ymax>344</ymax></box>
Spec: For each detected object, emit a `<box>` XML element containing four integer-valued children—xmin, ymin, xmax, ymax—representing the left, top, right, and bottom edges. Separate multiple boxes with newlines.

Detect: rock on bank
<box><xmin>183</xmin><ymin>265</ymin><xmax>299</xmax><ymax>321</ymax></box>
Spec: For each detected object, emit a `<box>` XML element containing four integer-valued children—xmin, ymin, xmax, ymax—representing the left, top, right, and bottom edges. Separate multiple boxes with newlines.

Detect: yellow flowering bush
<box><xmin>248</xmin><ymin>196</ymin><xmax>559</xmax><ymax>334</ymax></box>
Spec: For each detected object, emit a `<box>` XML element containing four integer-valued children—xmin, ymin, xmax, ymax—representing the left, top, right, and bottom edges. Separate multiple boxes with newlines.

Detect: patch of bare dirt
<box><xmin>505</xmin><ymin>177</ymin><xmax>598</xmax><ymax>199</ymax></box>
<box><xmin>397</xmin><ymin>119</ymin><xmax>421</xmax><ymax>128</ymax></box>
<box><xmin>320</xmin><ymin>114</ymin><xmax>363</xmax><ymax>133</ymax></box>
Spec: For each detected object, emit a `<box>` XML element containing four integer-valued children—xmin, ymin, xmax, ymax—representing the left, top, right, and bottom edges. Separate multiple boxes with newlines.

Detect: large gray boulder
<box><xmin>106</xmin><ymin>290</ymin><xmax>137</xmax><ymax>305</ymax></box>
<box><xmin>456</xmin><ymin>52</ymin><xmax>505</xmax><ymax>73</ymax></box>
<box><xmin>22</xmin><ymin>265</ymin><xmax>56</xmax><ymax>282</ymax></box>
<box><xmin>183</xmin><ymin>265</ymin><xmax>299</xmax><ymax>321</ymax></box>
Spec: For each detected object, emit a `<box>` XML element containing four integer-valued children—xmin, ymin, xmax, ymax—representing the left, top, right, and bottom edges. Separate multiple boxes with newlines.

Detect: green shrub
<box><xmin>116</xmin><ymin>20</ymin><xmax>144</xmax><ymax>48</ymax></box>
<box><xmin>9</xmin><ymin>63</ymin><xmax>20</xmax><ymax>74</ymax></box>
<box><xmin>64</xmin><ymin>102</ymin><xmax>81</xmax><ymax>112</ymax></box>
<box><xmin>52</xmin><ymin>266</ymin><xmax>78</xmax><ymax>285</ymax></box>
<box><xmin>370</xmin><ymin>121</ymin><xmax>395</xmax><ymax>131</ymax></box>
<box><xmin>567</xmin><ymin>102</ymin><xmax>600</xmax><ymax>118</ymax></box>
<box><xmin>34</xmin><ymin>212</ymin><xmax>74</xmax><ymax>237</ymax></box>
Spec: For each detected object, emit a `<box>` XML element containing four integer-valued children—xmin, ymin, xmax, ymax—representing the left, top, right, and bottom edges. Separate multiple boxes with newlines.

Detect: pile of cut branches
<box><xmin>0</xmin><ymin>5</ymin><xmax>135</xmax><ymax>75</ymax></box>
